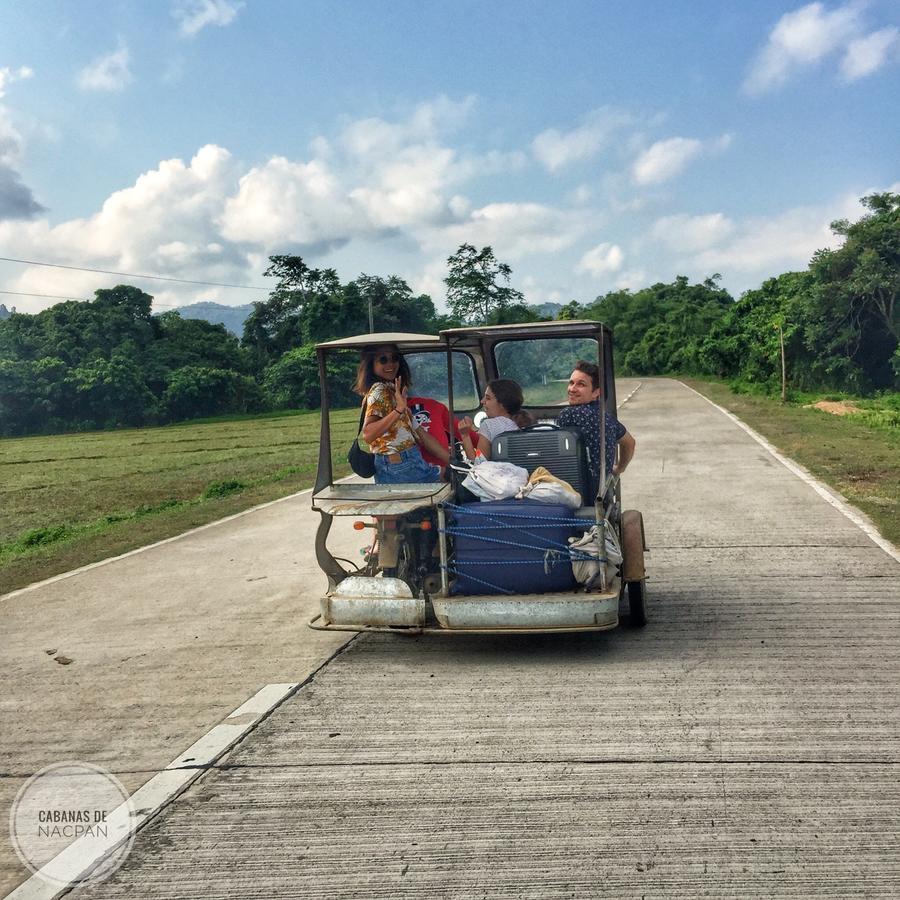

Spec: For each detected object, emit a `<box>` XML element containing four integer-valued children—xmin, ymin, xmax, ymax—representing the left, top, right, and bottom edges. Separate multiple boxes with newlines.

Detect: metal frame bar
<box><xmin>308</xmin><ymin>614</ymin><xmax>620</xmax><ymax>635</ymax></box>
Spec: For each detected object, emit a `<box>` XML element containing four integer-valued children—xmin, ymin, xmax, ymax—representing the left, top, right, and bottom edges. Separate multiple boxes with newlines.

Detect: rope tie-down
<box><xmin>439</xmin><ymin>502</ymin><xmax>610</xmax><ymax>595</ymax></box>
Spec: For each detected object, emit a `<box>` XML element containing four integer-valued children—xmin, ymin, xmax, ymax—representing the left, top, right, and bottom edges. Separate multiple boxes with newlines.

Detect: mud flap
<box><xmin>621</xmin><ymin>509</ymin><xmax>647</xmax><ymax>582</ymax></box>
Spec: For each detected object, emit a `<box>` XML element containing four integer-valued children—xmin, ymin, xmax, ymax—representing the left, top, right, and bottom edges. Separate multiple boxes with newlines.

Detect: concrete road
<box><xmin>0</xmin><ymin>485</ymin><xmax>364</xmax><ymax>896</ymax></box>
<box><xmin>6</xmin><ymin>378</ymin><xmax>900</xmax><ymax>898</ymax></box>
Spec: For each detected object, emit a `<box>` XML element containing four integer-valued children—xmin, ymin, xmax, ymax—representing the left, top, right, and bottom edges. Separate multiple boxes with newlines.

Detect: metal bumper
<box><xmin>311</xmin><ymin>576</ymin><xmax>621</xmax><ymax>634</ymax></box>
<box><xmin>432</xmin><ymin>588</ymin><xmax>619</xmax><ymax>630</ymax></box>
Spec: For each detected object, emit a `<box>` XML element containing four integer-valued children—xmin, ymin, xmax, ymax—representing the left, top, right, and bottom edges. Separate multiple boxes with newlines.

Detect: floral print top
<box><xmin>364</xmin><ymin>382</ymin><xmax>417</xmax><ymax>455</ymax></box>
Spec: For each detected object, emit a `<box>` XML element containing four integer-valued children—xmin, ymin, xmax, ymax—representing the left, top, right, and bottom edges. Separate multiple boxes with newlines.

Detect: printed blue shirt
<box><xmin>556</xmin><ymin>400</ymin><xmax>626</xmax><ymax>499</ymax></box>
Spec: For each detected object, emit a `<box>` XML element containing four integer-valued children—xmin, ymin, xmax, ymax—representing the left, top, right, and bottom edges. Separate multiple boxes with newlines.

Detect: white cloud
<box><xmin>577</xmin><ymin>242</ymin><xmax>624</xmax><ymax>277</ymax></box>
<box><xmin>690</xmin><ymin>192</ymin><xmax>867</xmax><ymax>274</ymax></box>
<box><xmin>0</xmin><ymin>95</ymin><xmax>45</xmax><ymax>220</ymax></box>
<box><xmin>568</xmin><ymin>184</ymin><xmax>595</xmax><ymax>205</ymax></box>
<box><xmin>78</xmin><ymin>43</ymin><xmax>132</xmax><ymax>92</ymax></box>
<box><xmin>615</xmin><ymin>270</ymin><xmax>648</xmax><ymax>292</ymax></box>
<box><xmin>744</xmin><ymin>2</ymin><xmax>864</xmax><ymax>93</ymax></box>
<box><xmin>340</xmin><ymin>95</ymin><xmax>476</xmax><ymax>158</ymax></box>
<box><xmin>0</xmin><ymin>98</ymin><xmax>550</xmax><ymax>306</ymax></box>
<box><xmin>0</xmin><ymin>66</ymin><xmax>33</xmax><ymax>99</ymax></box>
<box><xmin>532</xmin><ymin>108</ymin><xmax>632</xmax><ymax>172</ymax></box>
<box><xmin>221</xmin><ymin>155</ymin><xmax>360</xmax><ymax>248</ymax></box>
<box><xmin>425</xmin><ymin>202</ymin><xmax>590</xmax><ymax>261</ymax></box>
<box><xmin>631</xmin><ymin>133</ymin><xmax>733</xmax><ymax>186</ymax></box>
<box><xmin>408</xmin><ymin>257</ymin><xmax>451</xmax><ymax>305</ymax></box>
<box><xmin>840</xmin><ymin>26</ymin><xmax>900</xmax><ymax>80</ymax></box>
<box><xmin>221</xmin><ymin>98</ymin><xmax>482</xmax><ymax>248</ymax></box>
<box><xmin>632</xmin><ymin>135</ymin><xmax>711</xmax><ymax>185</ymax></box>
<box><xmin>173</xmin><ymin>0</ymin><xmax>244</xmax><ymax>38</ymax></box>
<box><xmin>650</xmin><ymin>213</ymin><xmax>735</xmax><ymax>253</ymax></box>
<box><xmin>0</xmin><ymin>144</ymin><xmax>243</xmax><ymax>303</ymax></box>
<box><xmin>349</xmin><ymin>145</ymin><xmax>458</xmax><ymax>229</ymax></box>
<box><xmin>0</xmin><ymin>109</ymin><xmax>24</xmax><ymax>166</ymax></box>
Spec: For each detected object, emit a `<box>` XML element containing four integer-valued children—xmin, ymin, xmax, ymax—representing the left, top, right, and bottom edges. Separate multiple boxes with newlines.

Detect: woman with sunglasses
<box><xmin>352</xmin><ymin>345</ymin><xmax>443</xmax><ymax>484</ymax></box>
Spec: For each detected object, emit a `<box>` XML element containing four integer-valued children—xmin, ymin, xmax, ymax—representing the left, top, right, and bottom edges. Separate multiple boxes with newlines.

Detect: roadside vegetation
<box><xmin>3</xmin><ymin>192</ymin><xmax>894</xmax><ymax>440</ymax></box>
<box><xmin>0</xmin><ymin>408</ymin><xmax>357</xmax><ymax>594</ymax></box>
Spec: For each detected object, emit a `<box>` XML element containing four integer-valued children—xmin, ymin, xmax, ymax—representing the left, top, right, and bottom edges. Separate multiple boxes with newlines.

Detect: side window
<box><xmin>405</xmin><ymin>351</ymin><xmax>480</xmax><ymax>411</ymax></box>
<box><xmin>494</xmin><ymin>338</ymin><xmax>599</xmax><ymax>405</ymax></box>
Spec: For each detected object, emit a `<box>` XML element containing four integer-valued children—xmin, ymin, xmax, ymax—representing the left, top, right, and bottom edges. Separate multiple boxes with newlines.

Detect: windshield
<box><xmin>494</xmin><ymin>337</ymin><xmax>600</xmax><ymax>406</ymax></box>
<box><xmin>406</xmin><ymin>351</ymin><xmax>480</xmax><ymax>412</ymax></box>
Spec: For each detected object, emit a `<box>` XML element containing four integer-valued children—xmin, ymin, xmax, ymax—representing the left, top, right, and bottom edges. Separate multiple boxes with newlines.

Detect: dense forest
<box><xmin>0</xmin><ymin>192</ymin><xmax>896</xmax><ymax>437</ymax></box>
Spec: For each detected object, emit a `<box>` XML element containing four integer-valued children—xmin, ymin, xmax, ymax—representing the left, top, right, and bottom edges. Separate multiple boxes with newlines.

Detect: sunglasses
<box><xmin>376</xmin><ymin>353</ymin><xmax>401</xmax><ymax>365</ymax></box>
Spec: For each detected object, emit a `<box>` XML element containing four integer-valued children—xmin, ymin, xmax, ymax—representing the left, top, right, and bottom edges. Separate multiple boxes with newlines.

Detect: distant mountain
<box><xmin>157</xmin><ymin>299</ymin><xmax>563</xmax><ymax>336</ymax></box>
<box><xmin>169</xmin><ymin>301</ymin><xmax>254</xmax><ymax>336</ymax></box>
<box><xmin>533</xmin><ymin>301</ymin><xmax>563</xmax><ymax>319</ymax></box>
<box><xmin>0</xmin><ymin>303</ymin><xmax>14</xmax><ymax>320</ymax></box>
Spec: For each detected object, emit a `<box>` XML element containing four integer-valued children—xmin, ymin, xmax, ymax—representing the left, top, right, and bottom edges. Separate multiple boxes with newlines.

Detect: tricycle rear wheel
<box><xmin>626</xmin><ymin>579</ymin><xmax>647</xmax><ymax>627</ymax></box>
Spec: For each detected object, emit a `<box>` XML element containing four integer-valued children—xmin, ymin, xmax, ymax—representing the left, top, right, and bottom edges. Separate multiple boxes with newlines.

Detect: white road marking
<box><xmin>6</xmin><ymin>683</ymin><xmax>300</xmax><ymax>900</ymax></box>
<box><xmin>618</xmin><ymin>381</ymin><xmax>642</xmax><ymax>408</ymax></box>
<box><xmin>682</xmin><ymin>381</ymin><xmax>900</xmax><ymax>564</ymax></box>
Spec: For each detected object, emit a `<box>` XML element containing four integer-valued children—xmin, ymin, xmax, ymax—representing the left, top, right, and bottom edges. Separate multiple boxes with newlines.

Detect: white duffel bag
<box><xmin>454</xmin><ymin>459</ymin><xmax>529</xmax><ymax>502</ymax></box>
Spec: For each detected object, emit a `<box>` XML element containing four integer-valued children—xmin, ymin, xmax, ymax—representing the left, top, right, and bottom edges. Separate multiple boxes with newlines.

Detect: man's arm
<box><xmin>415</xmin><ymin>427</ymin><xmax>450</xmax><ymax>464</ymax></box>
<box><xmin>613</xmin><ymin>431</ymin><xmax>635</xmax><ymax>475</ymax></box>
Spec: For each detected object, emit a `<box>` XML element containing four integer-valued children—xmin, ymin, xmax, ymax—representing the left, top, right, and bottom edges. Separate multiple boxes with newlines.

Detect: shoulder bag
<box><xmin>348</xmin><ymin>404</ymin><xmax>376</xmax><ymax>478</ymax></box>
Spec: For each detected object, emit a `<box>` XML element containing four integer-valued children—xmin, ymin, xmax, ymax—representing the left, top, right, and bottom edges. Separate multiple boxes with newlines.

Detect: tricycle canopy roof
<box><xmin>315</xmin><ymin>332</ymin><xmax>443</xmax><ymax>353</ymax></box>
<box><xmin>439</xmin><ymin>319</ymin><xmax>609</xmax><ymax>346</ymax></box>
<box><xmin>315</xmin><ymin>321</ymin><xmax>611</xmax><ymax>354</ymax></box>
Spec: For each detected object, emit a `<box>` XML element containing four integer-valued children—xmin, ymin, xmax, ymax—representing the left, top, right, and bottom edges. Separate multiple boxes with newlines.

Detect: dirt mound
<box><xmin>808</xmin><ymin>400</ymin><xmax>859</xmax><ymax>416</ymax></box>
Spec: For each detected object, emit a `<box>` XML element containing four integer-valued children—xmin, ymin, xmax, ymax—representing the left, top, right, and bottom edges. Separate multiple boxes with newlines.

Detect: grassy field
<box><xmin>687</xmin><ymin>381</ymin><xmax>900</xmax><ymax>548</ymax></box>
<box><xmin>0</xmin><ymin>408</ymin><xmax>358</xmax><ymax>594</ymax></box>
<box><xmin>3</xmin><ymin>381</ymin><xmax>897</xmax><ymax>594</ymax></box>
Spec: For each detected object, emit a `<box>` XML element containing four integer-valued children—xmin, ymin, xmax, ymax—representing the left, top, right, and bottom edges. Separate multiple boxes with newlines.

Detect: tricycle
<box><xmin>308</xmin><ymin>320</ymin><xmax>647</xmax><ymax>634</ymax></box>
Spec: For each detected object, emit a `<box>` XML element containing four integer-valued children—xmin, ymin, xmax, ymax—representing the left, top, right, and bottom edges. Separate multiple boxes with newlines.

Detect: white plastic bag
<box><xmin>515</xmin><ymin>466</ymin><xmax>582</xmax><ymax>509</ymax></box>
<box><xmin>455</xmin><ymin>459</ymin><xmax>529</xmax><ymax>502</ymax></box>
<box><xmin>568</xmin><ymin>522</ymin><xmax>624</xmax><ymax>588</ymax></box>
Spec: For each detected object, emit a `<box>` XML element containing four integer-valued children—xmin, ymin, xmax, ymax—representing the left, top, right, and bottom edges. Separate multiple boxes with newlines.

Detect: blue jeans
<box><xmin>374</xmin><ymin>446</ymin><xmax>442</xmax><ymax>484</ymax></box>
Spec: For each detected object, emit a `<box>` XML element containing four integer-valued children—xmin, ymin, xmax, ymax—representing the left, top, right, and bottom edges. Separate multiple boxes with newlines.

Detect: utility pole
<box><xmin>778</xmin><ymin>322</ymin><xmax>786</xmax><ymax>402</ymax></box>
<box><xmin>368</xmin><ymin>294</ymin><xmax>374</xmax><ymax>333</ymax></box>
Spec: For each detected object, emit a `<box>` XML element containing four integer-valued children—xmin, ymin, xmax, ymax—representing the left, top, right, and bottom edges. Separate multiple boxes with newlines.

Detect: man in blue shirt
<box><xmin>556</xmin><ymin>360</ymin><xmax>635</xmax><ymax>501</ymax></box>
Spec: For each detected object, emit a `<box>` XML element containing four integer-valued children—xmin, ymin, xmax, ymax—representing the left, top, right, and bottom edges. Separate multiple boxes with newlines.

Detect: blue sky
<box><xmin>1</xmin><ymin>0</ymin><xmax>898</xmax><ymax>315</ymax></box>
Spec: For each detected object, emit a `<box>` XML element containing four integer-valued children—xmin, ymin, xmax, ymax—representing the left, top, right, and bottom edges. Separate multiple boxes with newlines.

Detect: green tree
<box><xmin>700</xmin><ymin>272</ymin><xmax>815</xmax><ymax>389</ymax></box>
<box><xmin>484</xmin><ymin>302</ymin><xmax>544</xmax><ymax>326</ymax></box>
<box><xmin>241</xmin><ymin>255</ymin><xmax>341</xmax><ymax>371</ymax></box>
<box><xmin>263</xmin><ymin>344</ymin><xmax>358</xmax><ymax>410</ymax></box>
<box><xmin>352</xmin><ymin>274</ymin><xmax>439</xmax><ymax>334</ymax></box>
<box><xmin>161</xmin><ymin>366</ymin><xmax>263</xmax><ymax>421</ymax></box>
<box><xmin>808</xmin><ymin>192</ymin><xmax>900</xmax><ymax>389</ymax></box>
<box><xmin>580</xmin><ymin>276</ymin><xmax>733</xmax><ymax>376</ymax></box>
<box><xmin>445</xmin><ymin>244</ymin><xmax>524</xmax><ymax>324</ymax></box>
<box><xmin>301</xmin><ymin>282</ymin><xmax>367</xmax><ymax>344</ymax></box>
<box><xmin>0</xmin><ymin>357</ymin><xmax>69</xmax><ymax>435</ymax></box>
<box><xmin>146</xmin><ymin>311</ymin><xmax>249</xmax><ymax>395</ymax></box>
<box><xmin>66</xmin><ymin>353</ymin><xmax>155</xmax><ymax>428</ymax></box>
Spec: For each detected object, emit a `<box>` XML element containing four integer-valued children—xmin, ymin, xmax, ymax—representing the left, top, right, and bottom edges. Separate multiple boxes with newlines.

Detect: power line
<box><xmin>0</xmin><ymin>256</ymin><xmax>267</xmax><ymax>291</ymax></box>
<box><xmin>1</xmin><ymin>289</ymin><xmax>92</xmax><ymax>302</ymax></box>
<box><xmin>0</xmin><ymin>289</ymin><xmax>181</xmax><ymax>309</ymax></box>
